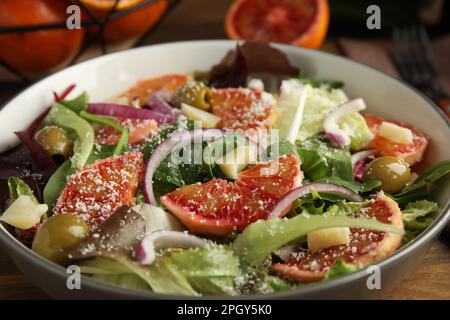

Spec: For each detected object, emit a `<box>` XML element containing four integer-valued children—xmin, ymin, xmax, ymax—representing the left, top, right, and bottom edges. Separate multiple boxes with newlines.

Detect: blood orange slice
<box><xmin>161</xmin><ymin>154</ymin><xmax>302</xmax><ymax>235</ymax></box>
<box><xmin>54</xmin><ymin>152</ymin><xmax>144</xmax><ymax>229</ymax></box>
<box><xmin>210</xmin><ymin>88</ymin><xmax>278</xmax><ymax>131</ymax></box>
<box><xmin>118</xmin><ymin>74</ymin><xmax>190</xmax><ymax>105</ymax></box>
<box><xmin>271</xmin><ymin>194</ymin><xmax>404</xmax><ymax>283</ymax></box>
<box><xmin>364</xmin><ymin>114</ymin><xmax>429</xmax><ymax>166</ymax></box>
<box><xmin>95</xmin><ymin>118</ymin><xmax>158</xmax><ymax>146</ymax></box>
<box><xmin>225</xmin><ymin>0</ymin><xmax>330</xmax><ymax>49</ymax></box>
<box><xmin>237</xmin><ymin>153</ymin><xmax>303</xmax><ymax>198</ymax></box>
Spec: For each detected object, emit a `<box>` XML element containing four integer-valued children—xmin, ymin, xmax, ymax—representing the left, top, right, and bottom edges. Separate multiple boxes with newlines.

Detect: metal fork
<box><xmin>392</xmin><ymin>26</ymin><xmax>449</xmax><ymax>101</ymax></box>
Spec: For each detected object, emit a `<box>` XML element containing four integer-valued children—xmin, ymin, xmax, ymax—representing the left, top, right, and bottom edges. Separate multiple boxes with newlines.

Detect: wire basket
<box><xmin>0</xmin><ymin>0</ymin><xmax>181</xmax><ymax>89</ymax></box>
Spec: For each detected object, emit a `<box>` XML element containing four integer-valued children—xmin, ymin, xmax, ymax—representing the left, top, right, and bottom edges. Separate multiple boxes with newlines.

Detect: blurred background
<box><xmin>0</xmin><ymin>0</ymin><xmax>448</xmax><ymax>112</ymax></box>
<box><xmin>0</xmin><ymin>0</ymin><xmax>449</xmax><ymax>299</ymax></box>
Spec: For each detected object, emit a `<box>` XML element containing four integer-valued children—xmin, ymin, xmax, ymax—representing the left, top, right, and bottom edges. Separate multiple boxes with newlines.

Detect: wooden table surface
<box><xmin>0</xmin><ymin>0</ymin><xmax>449</xmax><ymax>300</ymax></box>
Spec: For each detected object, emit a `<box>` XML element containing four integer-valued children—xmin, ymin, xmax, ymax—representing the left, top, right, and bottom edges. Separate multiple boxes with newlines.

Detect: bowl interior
<box><xmin>0</xmin><ymin>40</ymin><xmax>449</xmax><ymax>298</ymax></box>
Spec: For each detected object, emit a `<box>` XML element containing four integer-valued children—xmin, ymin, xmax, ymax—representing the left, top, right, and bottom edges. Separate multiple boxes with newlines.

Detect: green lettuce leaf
<box><xmin>78</xmin><ymin>245</ymin><xmax>241</xmax><ymax>296</ymax></box>
<box><xmin>168</xmin><ymin>245</ymin><xmax>240</xmax><ymax>295</ymax></box>
<box><xmin>401</xmin><ymin>200</ymin><xmax>439</xmax><ymax>244</ymax></box>
<box><xmin>339</xmin><ymin>112</ymin><xmax>374</xmax><ymax>150</ymax></box>
<box><xmin>233</xmin><ymin>214</ymin><xmax>404</xmax><ymax>266</ymax></box>
<box><xmin>325</xmin><ymin>201</ymin><xmax>367</xmax><ymax>216</ymax></box>
<box><xmin>234</xmin><ymin>269</ymin><xmax>295</xmax><ymax>295</ymax></box>
<box><xmin>91</xmin><ymin>274</ymin><xmax>149</xmax><ymax>291</ymax></box>
<box><xmin>76</xmin><ymin>248</ymin><xmax>198</xmax><ymax>296</ymax></box>
<box><xmin>8</xmin><ymin>177</ymin><xmax>38</xmax><ymax>203</ymax></box>
<box><xmin>49</xmin><ymin>103</ymin><xmax>94</xmax><ymax>170</ymax></box>
<box><xmin>403</xmin><ymin>200</ymin><xmax>439</xmax><ymax>225</ymax></box>
<box><xmin>295</xmin><ymin>83</ymin><xmax>349</xmax><ymax>141</ymax></box>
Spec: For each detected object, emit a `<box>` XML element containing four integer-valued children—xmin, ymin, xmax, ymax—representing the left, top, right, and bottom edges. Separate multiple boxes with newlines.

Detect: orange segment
<box><xmin>237</xmin><ymin>153</ymin><xmax>303</xmax><ymax>198</ymax></box>
<box><xmin>162</xmin><ymin>179</ymin><xmax>276</xmax><ymax>235</ymax></box>
<box><xmin>95</xmin><ymin>117</ymin><xmax>158</xmax><ymax>146</ymax></box>
<box><xmin>210</xmin><ymin>88</ymin><xmax>277</xmax><ymax>131</ymax></box>
<box><xmin>118</xmin><ymin>74</ymin><xmax>190</xmax><ymax>105</ymax></box>
<box><xmin>364</xmin><ymin>114</ymin><xmax>429</xmax><ymax>166</ymax></box>
<box><xmin>272</xmin><ymin>194</ymin><xmax>404</xmax><ymax>283</ymax></box>
<box><xmin>225</xmin><ymin>0</ymin><xmax>329</xmax><ymax>49</ymax></box>
<box><xmin>160</xmin><ymin>154</ymin><xmax>302</xmax><ymax>235</ymax></box>
<box><xmin>54</xmin><ymin>152</ymin><xmax>144</xmax><ymax>229</ymax></box>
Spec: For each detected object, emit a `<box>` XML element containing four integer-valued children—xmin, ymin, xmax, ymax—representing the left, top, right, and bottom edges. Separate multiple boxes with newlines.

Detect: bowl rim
<box><xmin>0</xmin><ymin>40</ymin><xmax>449</xmax><ymax>299</ymax></box>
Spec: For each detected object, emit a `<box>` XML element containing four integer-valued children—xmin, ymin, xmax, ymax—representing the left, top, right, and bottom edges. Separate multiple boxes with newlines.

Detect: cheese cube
<box><xmin>378</xmin><ymin>121</ymin><xmax>413</xmax><ymax>145</ymax></box>
<box><xmin>307</xmin><ymin>227</ymin><xmax>351</xmax><ymax>252</ymax></box>
<box><xmin>0</xmin><ymin>195</ymin><xmax>47</xmax><ymax>229</ymax></box>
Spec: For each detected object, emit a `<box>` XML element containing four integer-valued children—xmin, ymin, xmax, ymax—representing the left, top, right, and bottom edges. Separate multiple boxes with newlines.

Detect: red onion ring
<box><xmin>147</xmin><ymin>93</ymin><xmax>179</xmax><ymax>124</ymax></box>
<box><xmin>351</xmin><ymin>150</ymin><xmax>375</xmax><ymax>181</ymax></box>
<box><xmin>269</xmin><ymin>183</ymin><xmax>363</xmax><ymax>219</ymax></box>
<box><xmin>143</xmin><ymin>128</ymin><xmax>225</xmax><ymax>205</ymax></box>
<box><xmin>351</xmin><ymin>150</ymin><xmax>376</xmax><ymax>167</ymax></box>
<box><xmin>135</xmin><ymin>230</ymin><xmax>209</xmax><ymax>265</ymax></box>
<box><xmin>88</xmin><ymin>103</ymin><xmax>169</xmax><ymax>124</ymax></box>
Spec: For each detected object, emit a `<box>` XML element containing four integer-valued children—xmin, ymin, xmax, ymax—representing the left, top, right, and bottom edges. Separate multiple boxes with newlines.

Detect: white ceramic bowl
<box><xmin>0</xmin><ymin>41</ymin><xmax>449</xmax><ymax>299</ymax></box>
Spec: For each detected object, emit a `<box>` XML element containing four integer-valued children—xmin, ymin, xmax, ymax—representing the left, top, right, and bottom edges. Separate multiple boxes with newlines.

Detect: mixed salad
<box><xmin>1</xmin><ymin>42</ymin><xmax>449</xmax><ymax>296</ymax></box>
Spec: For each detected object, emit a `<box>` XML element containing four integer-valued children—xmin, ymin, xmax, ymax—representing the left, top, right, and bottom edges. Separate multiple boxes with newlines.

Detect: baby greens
<box><xmin>297</xmin><ymin>136</ymin><xmax>353</xmax><ymax>181</ymax></box>
<box><xmin>233</xmin><ymin>214</ymin><xmax>404</xmax><ymax>266</ymax></box>
<box><xmin>49</xmin><ymin>103</ymin><xmax>94</xmax><ymax>170</ymax></box>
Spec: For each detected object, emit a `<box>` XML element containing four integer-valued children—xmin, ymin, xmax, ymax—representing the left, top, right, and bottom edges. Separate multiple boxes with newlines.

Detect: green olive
<box><xmin>171</xmin><ymin>81</ymin><xmax>211</xmax><ymax>110</ymax></box>
<box><xmin>32</xmin><ymin>214</ymin><xmax>89</xmax><ymax>265</ymax></box>
<box><xmin>363</xmin><ymin>156</ymin><xmax>411</xmax><ymax>194</ymax></box>
<box><xmin>35</xmin><ymin>126</ymin><xmax>73</xmax><ymax>159</ymax></box>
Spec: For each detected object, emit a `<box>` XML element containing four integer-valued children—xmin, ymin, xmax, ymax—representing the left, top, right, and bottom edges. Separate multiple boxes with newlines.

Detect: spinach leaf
<box><xmin>297</xmin><ymin>136</ymin><xmax>353</xmax><ymax>181</ymax></box>
<box><xmin>141</xmin><ymin>119</ymin><xmax>195</xmax><ymax>161</ymax></box>
<box><xmin>154</xmin><ymin>156</ymin><xmax>185</xmax><ymax>187</ymax></box>
<box><xmin>43</xmin><ymin>159</ymin><xmax>74</xmax><ymax>210</ymax></box>
<box><xmin>263</xmin><ymin>139</ymin><xmax>298</xmax><ymax>160</ymax></box>
<box><xmin>87</xmin><ymin>144</ymin><xmax>115</xmax><ymax>164</ymax></box>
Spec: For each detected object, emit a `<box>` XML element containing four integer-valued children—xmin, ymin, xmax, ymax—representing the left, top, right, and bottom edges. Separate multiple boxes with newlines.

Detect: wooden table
<box><xmin>0</xmin><ymin>0</ymin><xmax>449</xmax><ymax>300</ymax></box>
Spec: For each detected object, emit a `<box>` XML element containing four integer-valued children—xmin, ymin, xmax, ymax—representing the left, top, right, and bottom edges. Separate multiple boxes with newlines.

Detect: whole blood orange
<box><xmin>0</xmin><ymin>0</ymin><xmax>84</xmax><ymax>74</ymax></box>
<box><xmin>364</xmin><ymin>114</ymin><xmax>429</xmax><ymax>166</ymax></box>
<box><xmin>272</xmin><ymin>194</ymin><xmax>404</xmax><ymax>283</ymax></box>
<box><xmin>161</xmin><ymin>154</ymin><xmax>302</xmax><ymax>235</ymax></box>
<box><xmin>79</xmin><ymin>0</ymin><xmax>167</xmax><ymax>43</ymax></box>
<box><xmin>54</xmin><ymin>152</ymin><xmax>144</xmax><ymax>229</ymax></box>
<box><xmin>225</xmin><ymin>0</ymin><xmax>329</xmax><ymax>49</ymax></box>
